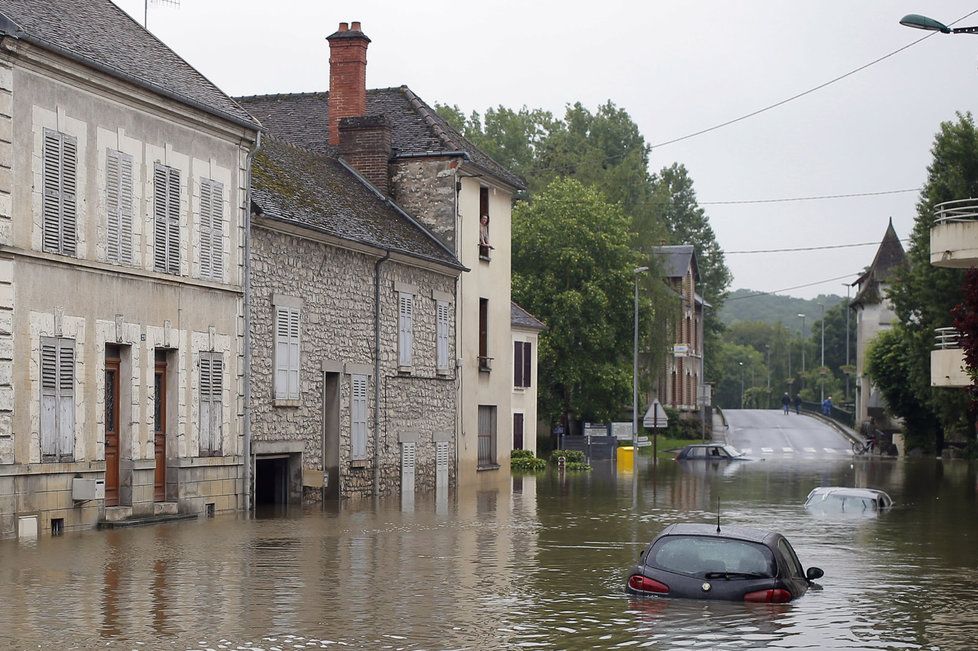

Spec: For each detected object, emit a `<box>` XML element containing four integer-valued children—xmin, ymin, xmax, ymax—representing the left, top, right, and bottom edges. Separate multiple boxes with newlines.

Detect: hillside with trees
<box><xmin>720</xmin><ymin>290</ymin><xmax>846</xmax><ymax>334</ymax></box>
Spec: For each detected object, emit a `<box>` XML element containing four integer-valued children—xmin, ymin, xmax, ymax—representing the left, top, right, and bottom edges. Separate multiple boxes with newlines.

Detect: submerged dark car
<box><xmin>626</xmin><ymin>524</ymin><xmax>823</xmax><ymax>603</ymax></box>
<box><xmin>675</xmin><ymin>443</ymin><xmax>746</xmax><ymax>461</ymax></box>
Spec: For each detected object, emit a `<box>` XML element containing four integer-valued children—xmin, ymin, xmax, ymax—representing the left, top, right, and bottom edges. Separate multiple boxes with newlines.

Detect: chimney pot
<box><xmin>351</xmin><ymin>21</ymin><xmax>361</xmax><ymax>31</ymax></box>
<box><xmin>338</xmin><ymin>22</ymin><xmax>348</xmax><ymax>32</ymax></box>
<box><xmin>327</xmin><ymin>21</ymin><xmax>370</xmax><ymax>146</ymax></box>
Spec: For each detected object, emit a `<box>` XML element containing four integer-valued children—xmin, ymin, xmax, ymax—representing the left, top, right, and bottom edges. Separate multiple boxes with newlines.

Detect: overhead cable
<box><xmin>726</xmin><ymin>273</ymin><xmax>862</xmax><ymax>301</ymax></box>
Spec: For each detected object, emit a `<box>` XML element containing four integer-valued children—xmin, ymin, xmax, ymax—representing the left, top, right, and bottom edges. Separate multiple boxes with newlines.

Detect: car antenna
<box><xmin>716</xmin><ymin>496</ymin><xmax>721</xmax><ymax>533</ymax></box>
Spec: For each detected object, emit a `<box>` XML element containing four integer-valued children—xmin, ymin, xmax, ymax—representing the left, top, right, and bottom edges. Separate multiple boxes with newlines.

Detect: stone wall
<box><xmin>390</xmin><ymin>159</ymin><xmax>458</xmax><ymax>251</ymax></box>
<box><xmin>250</xmin><ymin>223</ymin><xmax>458</xmax><ymax>499</ymax></box>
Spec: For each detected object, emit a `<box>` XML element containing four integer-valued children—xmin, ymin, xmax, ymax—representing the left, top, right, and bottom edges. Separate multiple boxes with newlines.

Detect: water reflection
<box><xmin>1</xmin><ymin>459</ymin><xmax>978</xmax><ymax>649</ymax></box>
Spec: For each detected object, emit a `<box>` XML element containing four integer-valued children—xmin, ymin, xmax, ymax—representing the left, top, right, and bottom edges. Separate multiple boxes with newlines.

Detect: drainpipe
<box><xmin>242</xmin><ymin>131</ymin><xmax>262</xmax><ymax>511</ymax></box>
<box><xmin>374</xmin><ymin>250</ymin><xmax>391</xmax><ymax>497</ymax></box>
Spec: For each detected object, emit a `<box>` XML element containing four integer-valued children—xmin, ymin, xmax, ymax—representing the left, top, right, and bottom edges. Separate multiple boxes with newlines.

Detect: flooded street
<box><xmin>2</xmin><ymin>454</ymin><xmax>978</xmax><ymax>650</ymax></box>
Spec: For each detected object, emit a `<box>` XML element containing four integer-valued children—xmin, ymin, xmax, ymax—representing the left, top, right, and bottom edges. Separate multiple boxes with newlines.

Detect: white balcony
<box><xmin>930</xmin><ymin>199</ymin><xmax>978</xmax><ymax>268</ymax></box>
<box><xmin>931</xmin><ymin>328</ymin><xmax>970</xmax><ymax>387</ymax></box>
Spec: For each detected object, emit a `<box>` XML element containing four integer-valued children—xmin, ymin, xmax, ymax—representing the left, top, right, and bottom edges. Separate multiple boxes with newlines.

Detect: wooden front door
<box><xmin>104</xmin><ymin>347</ymin><xmax>121</xmax><ymax>507</ymax></box>
<box><xmin>154</xmin><ymin>352</ymin><xmax>167</xmax><ymax>502</ymax></box>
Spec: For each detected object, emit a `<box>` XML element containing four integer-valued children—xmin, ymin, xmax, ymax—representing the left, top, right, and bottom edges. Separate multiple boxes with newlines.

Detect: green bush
<box><xmin>564</xmin><ymin>461</ymin><xmax>591</xmax><ymax>472</ymax></box>
<box><xmin>511</xmin><ymin>454</ymin><xmax>547</xmax><ymax>471</ymax></box>
<box><xmin>549</xmin><ymin>449</ymin><xmax>586</xmax><ymax>464</ymax></box>
<box><xmin>510</xmin><ymin>449</ymin><xmax>536</xmax><ymax>459</ymax></box>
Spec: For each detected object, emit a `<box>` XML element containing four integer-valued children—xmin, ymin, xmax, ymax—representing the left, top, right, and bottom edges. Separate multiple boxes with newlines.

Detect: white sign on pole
<box><xmin>643</xmin><ymin>400</ymin><xmax>669</xmax><ymax>429</ymax></box>
<box><xmin>673</xmin><ymin>344</ymin><xmax>689</xmax><ymax>356</ymax></box>
<box><xmin>611</xmin><ymin>422</ymin><xmax>633</xmax><ymax>440</ymax></box>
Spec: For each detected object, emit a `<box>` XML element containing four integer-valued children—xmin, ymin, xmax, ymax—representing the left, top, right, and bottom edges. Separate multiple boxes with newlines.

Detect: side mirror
<box><xmin>806</xmin><ymin>567</ymin><xmax>824</xmax><ymax>581</ymax></box>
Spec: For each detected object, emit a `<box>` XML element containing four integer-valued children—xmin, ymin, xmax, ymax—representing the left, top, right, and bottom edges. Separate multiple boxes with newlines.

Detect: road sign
<box><xmin>673</xmin><ymin>344</ymin><xmax>689</xmax><ymax>356</ymax></box>
<box><xmin>643</xmin><ymin>400</ymin><xmax>669</xmax><ymax>429</ymax></box>
<box><xmin>636</xmin><ymin>435</ymin><xmax>651</xmax><ymax>447</ymax></box>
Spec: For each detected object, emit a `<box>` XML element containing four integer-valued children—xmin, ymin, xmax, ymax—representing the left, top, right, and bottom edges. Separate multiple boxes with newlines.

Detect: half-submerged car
<box><xmin>626</xmin><ymin>524</ymin><xmax>823</xmax><ymax>603</ymax></box>
<box><xmin>675</xmin><ymin>443</ymin><xmax>746</xmax><ymax>461</ymax></box>
<box><xmin>804</xmin><ymin>487</ymin><xmax>893</xmax><ymax>513</ymax></box>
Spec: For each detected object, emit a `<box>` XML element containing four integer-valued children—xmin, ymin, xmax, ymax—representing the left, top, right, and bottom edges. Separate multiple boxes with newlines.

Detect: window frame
<box><xmin>198</xmin><ymin>177</ymin><xmax>224</xmax><ymax>281</ymax></box>
<box><xmin>274</xmin><ymin>304</ymin><xmax>301</xmax><ymax>402</ymax></box>
<box><xmin>436</xmin><ymin>299</ymin><xmax>451</xmax><ymax>373</ymax></box>
<box><xmin>41</xmin><ymin>128</ymin><xmax>78</xmax><ymax>257</ymax></box>
<box><xmin>198</xmin><ymin>352</ymin><xmax>224</xmax><ymax>456</ymax></box>
<box><xmin>514</xmin><ymin>340</ymin><xmax>532</xmax><ymax>388</ymax></box>
<box><xmin>105</xmin><ymin>148</ymin><xmax>134</xmax><ymax>265</ymax></box>
<box><xmin>350</xmin><ymin>374</ymin><xmax>369</xmax><ymax>460</ymax></box>
<box><xmin>398</xmin><ymin>291</ymin><xmax>414</xmax><ymax>369</ymax></box>
<box><xmin>153</xmin><ymin>163</ymin><xmax>181</xmax><ymax>275</ymax></box>
<box><xmin>39</xmin><ymin>336</ymin><xmax>75</xmax><ymax>462</ymax></box>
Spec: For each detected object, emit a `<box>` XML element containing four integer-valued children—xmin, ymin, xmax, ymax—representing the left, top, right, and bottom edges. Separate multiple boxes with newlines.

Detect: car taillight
<box><xmin>628</xmin><ymin>575</ymin><xmax>669</xmax><ymax>594</ymax></box>
<box><xmin>744</xmin><ymin>589</ymin><xmax>792</xmax><ymax>603</ymax></box>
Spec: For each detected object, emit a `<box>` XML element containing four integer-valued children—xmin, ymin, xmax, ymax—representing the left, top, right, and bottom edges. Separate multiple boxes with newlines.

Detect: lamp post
<box><xmin>633</xmin><ymin>266</ymin><xmax>649</xmax><ymax>452</ymax></box>
<box><xmin>739</xmin><ymin>361</ymin><xmax>745</xmax><ymax>409</ymax></box>
<box><xmin>900</xmin><ymin>14</ymin><xmax>978</xmax><ymax>34</ymax></box>
<box><xmin>765</xmin><ymin>344</ymin><xmax>771</xmax><ymax>392</ymax></box>
<box><xmin>842</xmin><ymin>283</ymin><xmax>851</xmax><ymax>404</ymax></box>
<box><xmin>797</xmin><ymin>314</ymin><xmax>807</xmax><ymax>374</ymax></box>
<box><xmin>819</xmin><ymin>303</ymin><xmax>826</xmax><ymax>403</ymax></box>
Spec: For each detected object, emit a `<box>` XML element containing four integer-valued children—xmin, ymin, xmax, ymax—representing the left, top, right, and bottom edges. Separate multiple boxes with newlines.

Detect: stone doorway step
<box><xmin>97</xmin><ymin>503</ymin><xmax>195</xmax><ymax>529</ymax></box>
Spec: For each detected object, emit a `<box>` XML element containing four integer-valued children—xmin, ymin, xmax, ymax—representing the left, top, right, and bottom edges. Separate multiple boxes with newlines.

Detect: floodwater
<box><xmin>1</xmin><ymin>456</ymin><xmax>977</xmax><ymax>650</ymax></box>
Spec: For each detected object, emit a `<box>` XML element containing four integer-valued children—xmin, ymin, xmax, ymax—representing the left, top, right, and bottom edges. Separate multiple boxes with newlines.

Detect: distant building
<box><xmin>850</xmin><ymin>219</ymin><xmax>905</xmax><ymax>425</ymax></box>
<box><xmin>511</xmin><ymin>302</ymin><xmax>545</xmax><ymax>453</ymax></box>
<box><xmin>652</xmin><ymin>245</ymin><xmax>708</xmax><ymax>412</ymax></box>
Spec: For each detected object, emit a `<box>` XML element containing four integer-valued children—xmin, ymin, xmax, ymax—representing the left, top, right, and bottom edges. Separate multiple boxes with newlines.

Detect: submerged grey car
<box><xmin>626</xmin><ymin>524</ymin><xmax>823</xmax><ymax>602</ymax></box>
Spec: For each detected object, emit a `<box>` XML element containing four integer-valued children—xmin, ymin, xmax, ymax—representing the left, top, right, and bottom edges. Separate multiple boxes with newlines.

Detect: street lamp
<box><xmin>900</xmin><ymin>14</ymin><xmax>978</xmax><ymax>34</ymax></box>
<box><xmin>819</xmin><ymin>303</ymin><xmax>826</xmax><ymax>402</ymax></box>
<box><xmin>765</xmin><ymin>344</ymin><xmax>771</xmax><ymax>392</ymax></box>
<box><xmin>633</xmin><ymin>266</ymin><xmax>650</xmax><ymax>452</ymax></box>
<box><xmin>739</xmin><ymin>361</ymin><xmax>745</xmax><ymax>409</ymax></box>
<box><xmin>797</xmin><ymin>314</ymin><xmax>807</xmax><ymax>374</ymax></box>
<box><xmin>842</xmin><ymin>283</ymin><xmax>851</xmax><ymax>405</ymax></box>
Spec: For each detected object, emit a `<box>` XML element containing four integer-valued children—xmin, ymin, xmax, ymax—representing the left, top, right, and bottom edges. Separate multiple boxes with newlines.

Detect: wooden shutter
<box><xmin>199</xmin><ymin>178</ymin><xmax>224</xmax><ymax>280</ymax></box>
<box><xmin>106</xmin><ymin>150</ymin><xmax>134</xmax><ymax>264</ymax></box>
<box><xmin>436</xmin><ymin>301</ymin><xmax>450</xmax><ymax>370</ymax></box>
<box><xmin>398</xmin><ymin>292</ymin><xmax>413</xmax><ymax>367</ymax></box>
<box><xmin>351</xmin><ymin>374</ymin><xmax>368</xmax><ymax>459</ymax></box>
<box><xmin>401</xmin><ymin>441</ymin><xmax>416</xmax><ymax>496</ymax></box>
<box><xmin>523</xmin><ymin>342</ymin><xmax>532</xmax><ymax>388</ymax></box>
<box><xmin>514</xmin><ymin>341</ymin><xmax>523</xmax><ymax>387</ymax></box>
<box><xmin>435</xmin><ymin>441</ymin><xmax>449</xmax><ymax>489</ymax></box>
<box><xmin>40</xmin><ymin>338</ymin><xmax>74</xmax><ymax>459</ymax></box>
<box><xmin>154</xmin><ymin>164</ymin><xmax>180</xmax><ymax>274</ymax></box>
<box><xmin>199</xmin><ymin>353</ymin><xmax>223</xmax><ymax>455</ymax></box>
<box><xmin>42</xmin><ymin>131</ymin><xmax>77</xmax><ymax>256</ymax></box>
<box><xmin>199</xmin><ymin>355</ymin><xmax>211</xmax><ymax>454</ymax></box>
<box><xmin>274</xmin><ymin>306</ymin><xmax>300</xmax><ymax>400</ymax></box>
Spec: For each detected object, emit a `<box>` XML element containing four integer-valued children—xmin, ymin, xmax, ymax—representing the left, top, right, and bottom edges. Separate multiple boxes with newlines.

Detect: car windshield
<box><xmin>723</xmin><ymin>445</ymin><xmax>742</xmax><ymax>457</ymax></box>
<box><xmin>650</xmin><ymin>535</ymin><xmax>776</xmax><ymax>578</ymax></box>
<box><xmin>807</xmin><ymin>493</ymin><xmax>879</xmax><ymax>512</ymax></box>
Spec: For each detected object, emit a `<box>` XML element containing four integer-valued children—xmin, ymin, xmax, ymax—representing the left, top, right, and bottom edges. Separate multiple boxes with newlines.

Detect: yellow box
<box><xmin>618</xmin><ymin>446</ymin><xmax>635</xmax><ymax>471</ymax></box>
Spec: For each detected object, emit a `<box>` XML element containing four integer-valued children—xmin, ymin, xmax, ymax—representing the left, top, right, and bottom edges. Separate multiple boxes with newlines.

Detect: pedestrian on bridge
<box><xmin>781</xmin><ymin>392</ymin><xmax>790</xmax><ymax>415</ymax></box>
<box><xmin>793</xmin><ymin>394</ymin><xmax>802</xmax><ymax>415</ymax></box>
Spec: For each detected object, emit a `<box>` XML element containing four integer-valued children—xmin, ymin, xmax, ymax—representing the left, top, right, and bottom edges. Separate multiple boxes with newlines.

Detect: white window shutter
<box><xmin>401</xmin><ymin>441</ymin><xmax>416</xmax><ymax>496</ymax></box>
<box><xmin>42</xmin><ymin>132</ymin><xmax>62</xmax><ymax>253</ymax></box>
<box><xmin>274</xmin><ymin>306</ymin><xmax>300</xmax><ymax>400</ymax></box>
<box><xmin>398</xmin><ymin>292</ymin><xmax>413</xmax><ymax>367</ymax></box>
<box><xmin>57</xmin><ymin>340</ymin><xmax>75</xmax><ymax>458</ymax></box>
<box><xmin>436</xmin><ymin>301</ymin><xmax>449</xmax><ymax>370</ymax></box>
<box><xmin>118</xmin><ymin>153</ymin><xmax>134</xmax><ymax>264</ymax></box>
<box><xmin>39</xmin><ymin>341</ymin><xmax>58</xmax><ymax>457</ymax></box>
<box><xmin>199</xmin><ymin>179</ymin><xmax>212</xmax><ymax>278</ymax></box>
<box><xmin>199</xmin><ymin>355</ymin><xmax>211</xmax><ymax>455</ymax></box>
<box><xmin>209</xmin><ymin>355</ymin><xmax>223</xmax><ymax>454</ymax></box>
<box><xmin>106</xmin><ymin>150</ymin><xmax>121</xmax><ymax>261</ymax></box>
<box><xmin>288</xmin><ymin>308</ymin><xmax>300</xmax><ymax>399</ymax></box>
<box><xmin>435</xmin><ymin>440</ymin><xmax>449</xmax><ymax>489</ymax></box>
<box><xmin>153</xmin><ymin>165</ymin><xmax>168</xmax><ymax>272</ymax></box>
<box><xmin>166</xmin><ymin>167</ymin><xmax>180</xmax><ymax>274</ymax></box>
<box><xmin>60</xmin><ymin>136</ymin><xmax>78</xmax><ymax>256</ymax></box>
<box><xmin>351</xmin><ymin>374</ymin><xmax>367</xmax><ymax>459</ymax></box>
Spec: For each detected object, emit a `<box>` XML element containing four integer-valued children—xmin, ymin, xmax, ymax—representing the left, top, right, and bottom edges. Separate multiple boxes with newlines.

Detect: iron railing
<box><xmin>934</xmin><ymin>198</ymin><xmax>978</xmax><ymax>225</ymax></box>
<box><xmin>934</xmin><ymin>327</ymin><xmax>964</xmax><ymax>350</ymax></box>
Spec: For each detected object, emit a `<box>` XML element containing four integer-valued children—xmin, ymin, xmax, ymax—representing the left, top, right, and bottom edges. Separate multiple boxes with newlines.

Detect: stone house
<box><xmin>0</xmin><ymin>0</ymin><xmax>259</xmax><ymax>538</ymax></box>
<box><xmin>248</xmin><ymin>137</ymin><xmax>464</xmax><ymax>502</ymax></box>
<box><xmin>237</xmin><ymin>21</ymin><xmax>530</xmax><ymax>487</ymax></box>
<box><xmin>850</xmin><ymin>219</ymin><xmax>905</xmax><ymax>426</ymax></box>
<box><xmin>511</xmin><ymin>302</ymin><xmax>545</xmax><ymax>453</ymax></box>
<box><xmin>652</xmin><ymin>245</ymin><xmax>707</xmax><ymax>412</ymax></box>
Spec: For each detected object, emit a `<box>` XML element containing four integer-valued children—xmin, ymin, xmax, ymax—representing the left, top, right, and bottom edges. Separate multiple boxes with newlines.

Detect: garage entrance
<box><xmin>255</xmin><ymin>456</ymin><xmax>290</xmax><ymax>505</ymax></box>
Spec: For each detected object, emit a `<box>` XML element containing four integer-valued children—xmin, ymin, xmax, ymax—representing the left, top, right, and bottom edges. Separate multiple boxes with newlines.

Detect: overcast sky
<box><xmin>113</xmin><ymin>0</ymin><xmax>978</xmax><ymax>299</ymax></box>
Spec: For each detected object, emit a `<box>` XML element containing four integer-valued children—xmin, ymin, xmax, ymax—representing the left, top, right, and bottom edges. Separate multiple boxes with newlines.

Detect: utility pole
<box><xmin>842</xmin><ymin>283</ymin><xmax>851</xmax><ymax>404</ymax></box>
<box><xmin>632</xmin><ymin>267</ymin><xmax>649</xmax><ymax>453</ymax></box>
<box><xmin>765</xmin><ymin>345</ymin><xmax>771</xmax><ymax>392</ymax></box>
<box><xmin>798</xmin><ymin>314</ymin><xmax>807</xmax><ymax>374</ymax></box>
<box><xmin>739</xmin><ymin>361</ymin><xmax>745</xmax><ymax>409</ymax></box>
<box><xmin>820</xmin><ymin>303</ymin><xmax>826</xmax><ymax>402</ymax></box>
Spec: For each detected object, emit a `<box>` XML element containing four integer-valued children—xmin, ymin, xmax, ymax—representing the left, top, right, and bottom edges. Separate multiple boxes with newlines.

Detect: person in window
<box><xmin>479</xmin><ymin>214</ymin><xmax>494</xmax><ymax>250</ymax></box>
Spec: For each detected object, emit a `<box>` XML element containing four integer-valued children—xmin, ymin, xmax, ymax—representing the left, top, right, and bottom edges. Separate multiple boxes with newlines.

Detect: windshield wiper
<box><xmin>704</xmin><ymin>571</ymin><xmax>766</xmax><ymax>580</ymax></box>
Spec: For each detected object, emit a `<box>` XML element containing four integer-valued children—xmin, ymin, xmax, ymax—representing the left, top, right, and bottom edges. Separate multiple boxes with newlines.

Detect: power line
<box><xmin>726</xmin><ymin>273</ymin><xmax>861</xmax><ymax>301</ymax></box>
<box><xmin>701</xmin><ymin>188</ymin><xmax>921</xmax><ymax>206</ymax></box>
<box><xmin>727</xmin><ymin>239</ymin><xmax>910</xmax><ymax>255</ymax></box>
<box><xmin>650</xmin><ymin>9</ymin><xmax>978</xmax><ymax>149</ymax></box>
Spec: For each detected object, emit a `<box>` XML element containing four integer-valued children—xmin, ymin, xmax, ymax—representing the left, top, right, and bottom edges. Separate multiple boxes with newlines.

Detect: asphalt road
<box><xmin>723</xmin><ymin>409</ymin><xmax>853</xmax><ymax>459</ymax></box>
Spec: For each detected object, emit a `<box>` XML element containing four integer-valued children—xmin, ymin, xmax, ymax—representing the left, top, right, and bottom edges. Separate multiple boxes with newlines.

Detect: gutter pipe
<box><xmin>374</xmin><ymin>250</ymin><xmax>391</xmax><ymax>497</ymax></box>
<box><xmin>242</xmin><ymin>131</ymin><xmax>262</xmax><ymax>511</ymax></box>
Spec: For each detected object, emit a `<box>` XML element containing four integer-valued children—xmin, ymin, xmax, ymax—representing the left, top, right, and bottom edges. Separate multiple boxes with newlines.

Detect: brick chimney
<box><xmin>326</xmin><ymin>21</ymin><xmax>370</xmax><ymax>146</ymax></box>
<box><xmin>339</xmin><ymin>115</ymin><xmax>392</xmax><ymax>194</ymax></box>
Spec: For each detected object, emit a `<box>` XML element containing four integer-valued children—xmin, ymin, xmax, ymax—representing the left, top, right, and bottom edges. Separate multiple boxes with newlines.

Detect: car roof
<box><xmin>683</xmin><ymin>443</ymin><xmax>727</xmax><ymax>448</ymax></box>
<box><xmin>807</xmin><ymin>487</ymin><xmax>891</xmax><ymax>501</ymax></box>
<box><xmin>657</xmin><ymin>523</ymin><xmax>775</xmax><ymax>544</ymax></box>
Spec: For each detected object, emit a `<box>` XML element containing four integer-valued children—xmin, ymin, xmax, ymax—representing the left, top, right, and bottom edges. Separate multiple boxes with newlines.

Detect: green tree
<box><xmin>713</xmin><ymin>341</ymin><xmax>766</xmax><ymax>409</ymax></box>
<box><xmin>512</xmin><ymin>178</ymin><xmax>642</xmax><ymax>426</ymax></box>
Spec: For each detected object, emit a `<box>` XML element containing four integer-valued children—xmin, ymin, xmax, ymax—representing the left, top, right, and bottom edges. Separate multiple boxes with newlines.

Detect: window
<box><xmin>478</xmin><ymin>298</ymin><xmax>490</xmax><ymax>371</ymax></box>
<box><xmin>478</xmin><ymin>405</ymin><xmax>497</xmax><ymax>467</ymax></box>
<box><xmin>105</xmin><ymin>149</ymin><xmax>133</xmax><ymax>264</ymax></box>
<box><xmin>199</xmin><ymin>352</ymin><xmax>223</xmax><ymax>455</ymax></box>
<box><xmin>436</xmin><ymin>300</ymin><xmax>451</xmax><ymax>372</ymax></box>
<box><xmin>274</xmin><ymin>305</ymin><xmax>300</xmax><ymax>400</ymax></box>
<box><xmin>777</xmin><ymin>539</ymin><xmax>805</xmax><ymax>578</ymax></box>
<box><xmin>479</xmin><ymin>187</ymin><xmax>490</xmax><ymax>259</ymax></box>
<box><xmin>513</xmin><ymin>412</ymin><xmax>524</xmax><ymax>450</ymax></box>
<box><xmin>153</xmin><ymin>163</ymin><xmax>181</xmax><ymax>274</ymax></box>
<box><xmin>513</xmin><ymin>341</ymin><xmax>532</xmax><ymax>388</ymax></box>
<box><xmin>41</xmin><ymin>129</ymin><xmax>78</xmax><ymax>256</ymax></box>
<box><xmin>398</xmin><ymin>292</ymin><xmax>414</xmax><ymax>368</ymax></box>
<box><xmin>198</xmin><ymin>178</ymin><xmax>224</xmax><ymax>280</ymax></box>
<box><xmin>650</xmin><ymin>536</ymin><xmax>775</xmax><ymax>578</ymax></box>
<box><xmin>39</xmin><ymin>337</ymin><xmax>75</xmax><ymax>460</ymax></box>
<box><xmin>351</xmin><ymin>374</ymin><xmax>368</xmax><ymax>460</ymax></box>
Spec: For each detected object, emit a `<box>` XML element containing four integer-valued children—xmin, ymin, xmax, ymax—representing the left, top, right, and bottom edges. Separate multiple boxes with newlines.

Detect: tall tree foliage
<box><xmin>872</xmin><ymin>113</ymin><xmax>978</xmax><ymax>450</ymax></box>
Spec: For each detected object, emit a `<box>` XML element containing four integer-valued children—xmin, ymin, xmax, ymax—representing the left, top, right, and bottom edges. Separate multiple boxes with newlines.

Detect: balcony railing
<box><xmin>934</xmin><ymin>327</ymin><xmax>964</xmax><ymax>350</ymax></box>
<box><xmin>935</xmin><ymin>198</ymin><xmax>978</xmax><ymax>225</ymax></box>
<box><xmin>931</xmin><ymin>199</ymin><xmax>978</xmax><ymax>268</ymax></box>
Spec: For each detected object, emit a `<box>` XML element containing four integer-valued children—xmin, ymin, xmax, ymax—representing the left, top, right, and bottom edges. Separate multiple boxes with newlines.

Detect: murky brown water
<box><xmin>1</xmin><ymin>456</ymin><xmax>977</xmax><ymax>650</ymax></box>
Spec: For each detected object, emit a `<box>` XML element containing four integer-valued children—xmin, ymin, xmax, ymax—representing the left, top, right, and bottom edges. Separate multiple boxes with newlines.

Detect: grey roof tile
<box><xmin>0</xmin><ymin>0</ymin><xmax>258</xmax><ymax>128</ymax></box>
<box><xmin>251</xmin><ymin>137</ymin><xmax>462</xmax><ymax>270</ymax></box>
<box><xmin>651</xmin><ymin>245</ymin><xmax>699</xmax><ymax>281</ymax></box>
<box><xmin>511</xmin><ymin>302</ymin><xmax>546</xmax><ymax>331</ymax></box>
<box><xmin>236</xmin><ymin>87</ymin><xmax>526</xmax><ymax>191</ymax></box>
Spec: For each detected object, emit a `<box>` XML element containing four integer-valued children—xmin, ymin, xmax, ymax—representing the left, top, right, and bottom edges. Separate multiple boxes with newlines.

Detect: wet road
<box><xmin>2</xmin><ymin>452</ymin><xmax>978</xmax><ymax>648</ymax></box>
<box><xmin>726</xmin><ymin>408</ymin><xmax>854</xmax><ymax>458</ymax></box>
